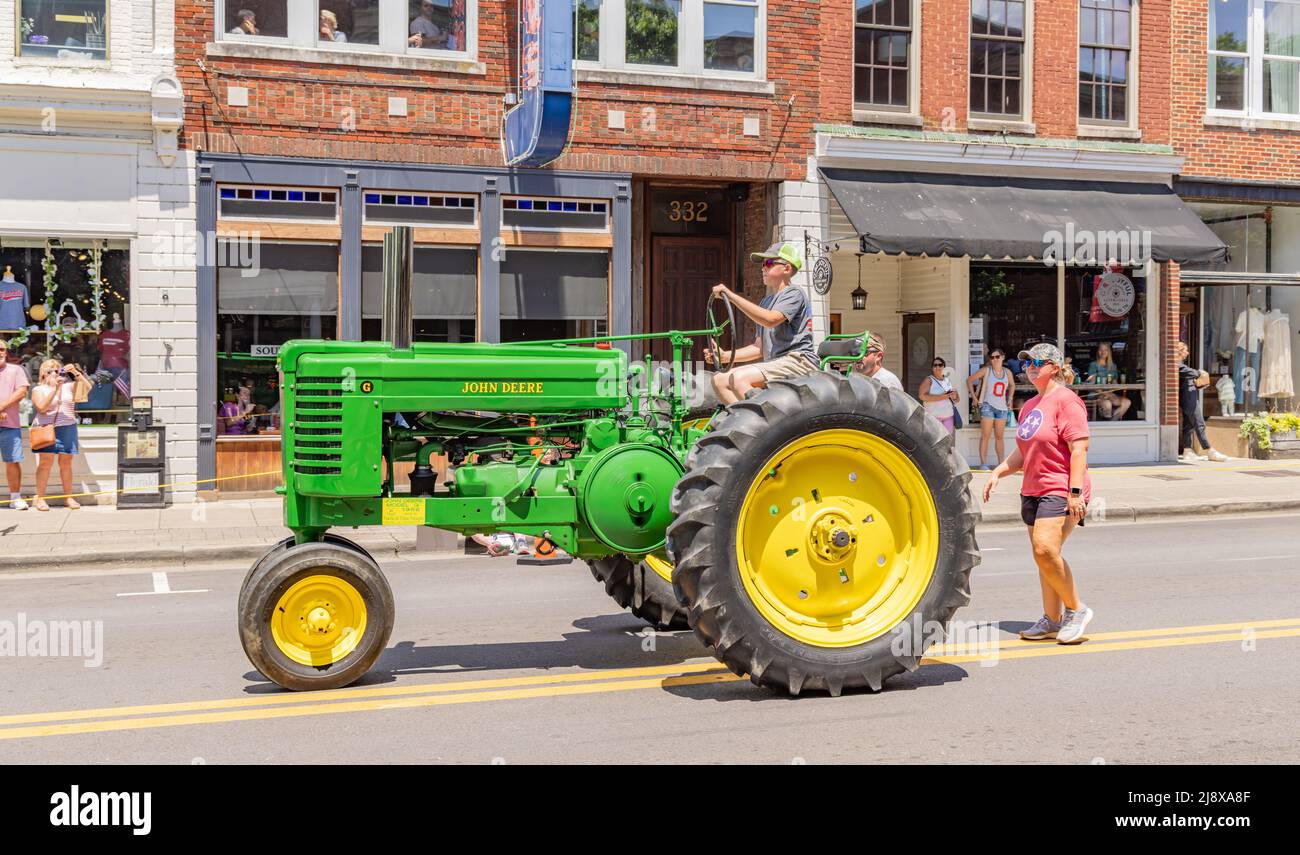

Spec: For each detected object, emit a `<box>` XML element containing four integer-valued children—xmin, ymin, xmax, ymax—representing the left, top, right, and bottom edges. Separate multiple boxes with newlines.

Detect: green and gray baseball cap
<box><xmin>750</xmin><ymin>241</ymin><xmax>802</xmax><ymax>272</ymax></box>
<box><xmin>1017</xmin><ymin>342</ymin><xmax>1064</xmax><ymax>364</ymax></box>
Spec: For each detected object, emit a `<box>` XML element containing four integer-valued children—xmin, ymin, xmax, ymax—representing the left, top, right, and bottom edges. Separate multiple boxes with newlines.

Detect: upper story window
<box><xmin>17</xmin><ymin>0</ymin><xmax>109</xmax><ymax>60</ymax></box>
<box><xmin>1209</xmin><ymin>0</ymin><xmax>1300</xmax><ymax>117</ymax></box>
<box><xmin>1079</xmin><ymin>0</ymin><xmax>1134</xmax><ymax>125</ymax></box>
<box><xmin>217</xmin><ymin>0</ymin><xmax>476</xmax><ymax>57</ymax></box>
<box><xmin>854</xmin><ymin>1</ymin><xmax>914</xmax><ymax>110</ymax></box>
<box><xmin>970</xmin><ymin>0</ymin><xmax>1027</xmax><ymax>117</ymax></box>
<box><xmin>573</xmin><ymin>0</ymin><xmax>764</xmax><ymax>78</ymax></box>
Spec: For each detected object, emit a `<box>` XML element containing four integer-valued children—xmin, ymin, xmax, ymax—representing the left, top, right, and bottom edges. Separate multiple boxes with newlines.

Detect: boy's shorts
<box><xmin>759</xmin><ymin>352</ymin><xmax>818</xmax><ymax>382</ymax></box>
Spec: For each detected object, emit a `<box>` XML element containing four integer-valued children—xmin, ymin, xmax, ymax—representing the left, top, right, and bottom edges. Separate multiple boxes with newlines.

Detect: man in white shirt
<box><xmin>853</xmin><ymin>332</ymin><xmax>904</xmax><ymax>391</ymax></box>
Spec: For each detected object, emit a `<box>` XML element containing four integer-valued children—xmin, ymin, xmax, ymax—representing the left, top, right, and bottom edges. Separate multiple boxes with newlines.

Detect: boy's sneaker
<box><xmin>9</xmin><ymin>497</ymin><xmax>27</xmax><ymax>511</ymax></box>
<box><xmin>1057</xmin><ymin>605</ymin><xmax>1094</xmax><ymax>644</ymax></box>
<box><xmin>1019</xmin><ymin>614</ymin><xmax>1061</xmax><ymax>640</ymax></box>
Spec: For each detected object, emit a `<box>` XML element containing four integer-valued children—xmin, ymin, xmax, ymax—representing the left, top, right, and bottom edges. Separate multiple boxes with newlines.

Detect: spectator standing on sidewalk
<box><xmin>918</xmin><ymin>356</ymin><xmax>958</xmax><ymax>434</ymax></box>
<box><xmin>968</xmin><ymin>349</ymin><xmax>1014</xmax><ymax>469</ymax></box>
<box><xmin>0</xmin><ymin>339</ymin><xmax>30</xmax><ymax>510</ymax></box>
<box><xmin>983</xmin><ymin>343</ymin><xmax>1094</xmax><ymax>645</ymax></box>
<box><xmin>30</xmin><ymin>359</ymin><xmax>90</xmax><ymax>512</ymax></box>
<box><xmin>1176</xmin><ymin>342</ymin><xmax>1228</xmax><ymax>463</ymax></box>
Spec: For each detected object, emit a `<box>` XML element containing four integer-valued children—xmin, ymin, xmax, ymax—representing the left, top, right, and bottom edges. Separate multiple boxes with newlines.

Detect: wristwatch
<box><xmin>1069</xmin><ymin>487</ymin><xmax>1083</xmax><ymax>497</ymax></box>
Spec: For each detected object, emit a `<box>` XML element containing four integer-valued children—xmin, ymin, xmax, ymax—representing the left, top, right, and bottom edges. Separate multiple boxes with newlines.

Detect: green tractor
<box><xmin>237</xmin><ymin>239</ymin><xmax>979</xmax><ymax>696</ymax></box>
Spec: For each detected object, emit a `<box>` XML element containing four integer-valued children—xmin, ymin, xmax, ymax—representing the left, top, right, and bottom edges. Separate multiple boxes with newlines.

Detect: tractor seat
<box><xmin>817</xmin><ymin>337</ymin><xmax>864</xmax><ymax>360</ymax></box>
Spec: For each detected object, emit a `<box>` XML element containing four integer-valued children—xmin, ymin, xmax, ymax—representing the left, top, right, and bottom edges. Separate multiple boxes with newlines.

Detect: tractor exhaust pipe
<box><xmin>382</xmin><ymin>226</ymin><xmax>414</xmax><ymax>349</ymax></box>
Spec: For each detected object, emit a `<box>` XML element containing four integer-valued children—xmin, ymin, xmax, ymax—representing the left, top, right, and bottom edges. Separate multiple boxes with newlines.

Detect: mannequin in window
<box><xmin>1259</xmin><ymin>308</ymin><xmax>1294</xmax><ymax>400</ymax></box>
<box><xmin>1233</xmin><ymin>303</ymin><xmax>1266</xmax><ymax>407</ymax></box>
<box><xmin>97</xmin><ymin>312</ymin><xmax>130</xmax><ymax>400</ymax></box>
<box><xmin>0</xmin><ymin>266</ymin><xmax>31</xmax><ymax>333</ymax></box>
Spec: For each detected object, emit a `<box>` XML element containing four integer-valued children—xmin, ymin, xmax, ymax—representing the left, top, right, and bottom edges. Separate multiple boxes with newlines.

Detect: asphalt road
<box><xmin>1</xmin><ymin>513</ymin><xmax>1297</xmax><ymax>764</ymax></box>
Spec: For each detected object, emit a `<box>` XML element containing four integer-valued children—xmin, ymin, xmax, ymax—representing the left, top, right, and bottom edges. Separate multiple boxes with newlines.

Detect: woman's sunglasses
<box><xmin>1025</xmin><ymin>358</ymin><xmax>1056</xmax><ymax>368</ymax></box>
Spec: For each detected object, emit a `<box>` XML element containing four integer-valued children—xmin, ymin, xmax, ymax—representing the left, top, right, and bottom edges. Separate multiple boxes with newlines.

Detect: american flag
<box><xmin>112</xmin><ymin>371</ymin><xmax>130</xmax><ymax>398</ymax></box>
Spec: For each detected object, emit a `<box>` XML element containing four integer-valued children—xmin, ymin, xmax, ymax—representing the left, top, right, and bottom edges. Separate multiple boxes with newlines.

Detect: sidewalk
<box><xmin>1</xmin><ymin>457</ymin><xmax>1297</xmax><ymax>571</ymax></box>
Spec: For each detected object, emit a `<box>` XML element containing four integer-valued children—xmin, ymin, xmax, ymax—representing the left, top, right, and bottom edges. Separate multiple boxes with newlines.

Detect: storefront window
<box><xmin>1064</xmin><ymin>265</ymin><xmax>1147</xmax><ymax>422</ymax></box>
<box><xmin>216</xmin><ymin>242</ymin><xmax>338</xmax><ymax>435</ymax></box>
<box><xmin>969</xmin><ymin>263</ymin><xmax>1057</xmax><ymax>417</ymax></box>
<box><xmin>500</xmin><ymin>249</ymin><xmax>609</xmax><ymax>341</ymax></box>
<box><xmin>360</xmin><ymin>245</ymin><xmax>477</xmax><ymax>342</ymax></box>
<box><xmin>18</xmin><ymin>0</ymin><xmax>108</xmax><ymax>59</ymax></box>
<box><xmin>0</xmin><ymin>242</ymin><xmax>130</xmax><ymax>426</ymax></box>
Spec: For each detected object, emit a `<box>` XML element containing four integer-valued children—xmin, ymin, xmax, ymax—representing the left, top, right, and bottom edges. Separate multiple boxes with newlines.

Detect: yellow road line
<box><xmin>929</xmin><ymin>616</ymin><xmax>1300</xmax><ymax>655</ymax></box>
<box><xmin>2</xmin><ymin>623</ymin><xmax>1297</xmax><ymax>741</ymax></box>
<box><xmin>925</xmin><ymin>627</ymin><xmax>1300</xmax><ymax>665</ymax></box>
<box><xmin>0</xmin><ymin>671</ymin><xmax>741</xmax><ymax>741</ymax></box>
<box><xmin>0</xmin><ymin>660</ymin><xmax>730</xmax><ymax>727</ymax></box>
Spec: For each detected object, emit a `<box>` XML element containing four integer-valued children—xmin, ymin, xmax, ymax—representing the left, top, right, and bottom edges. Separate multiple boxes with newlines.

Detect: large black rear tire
<box><xmin>588</xmin><ymin>555</ymin><xmax>690</xmax><ymax>630</ymax></box>
<box><xmin>667</xmin><ymin>371</ymin><xmax>980</xmax><ymax>696</ymax></box>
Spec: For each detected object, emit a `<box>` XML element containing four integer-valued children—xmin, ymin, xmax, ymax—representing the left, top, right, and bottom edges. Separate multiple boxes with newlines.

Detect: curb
<box><xmin>4</xmin><ymin>499</ymin><xmax>1299</xmax><ymax>571</ymax></box>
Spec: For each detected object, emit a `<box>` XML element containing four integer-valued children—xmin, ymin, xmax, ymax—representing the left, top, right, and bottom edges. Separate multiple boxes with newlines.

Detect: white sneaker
<box><xmin>1178</xmin><ymin>451</ymin><xmax>1201</xmax><ymax>463</ymax></box>
<box><xmin>1057</xmin><ymin>606</ymin><xmax>1094</xmax><ymax>645</ymax></box>
<box><xmin>1207</xmin><ymin>450</ymin><xmax>1229</xmax><ymax>462</ymax></box>
<box><xmin>9</xmin><ymin>498</ymin><xmax>27</xmax><ymax>511</ymax></box>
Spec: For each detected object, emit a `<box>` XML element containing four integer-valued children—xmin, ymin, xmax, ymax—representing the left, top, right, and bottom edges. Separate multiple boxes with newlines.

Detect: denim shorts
<box><xmin>0</xmin><ymin>427</ymin><xmax>21</xmax><ymax>463</ymax></box>
<box><xmin>34</xmin><ymin>424</ymin><xmax>79</xmax><ymax>455</ymax></box>
<box><xmin>979</xmin><ymin>402</ymin><xmax>1010</xmax><ymax>420</ymax></box>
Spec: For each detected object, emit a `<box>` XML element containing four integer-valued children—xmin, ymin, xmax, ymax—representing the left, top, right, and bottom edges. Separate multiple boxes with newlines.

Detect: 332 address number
<box><xmin>668</xmin><ymin>200</ymin><xmax>709</xmax><ymax>223</ymax></box>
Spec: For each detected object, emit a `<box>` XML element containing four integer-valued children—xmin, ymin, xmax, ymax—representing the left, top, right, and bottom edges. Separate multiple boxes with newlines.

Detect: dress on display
<box><xmin>1259</xmin><ymin>310</ymin><xmax>1294</xmax><ymax>399</ymax></box>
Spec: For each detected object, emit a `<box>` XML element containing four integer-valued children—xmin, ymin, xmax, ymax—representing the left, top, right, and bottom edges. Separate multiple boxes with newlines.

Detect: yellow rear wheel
<box><xmin>667</xmin><ymin>371</ymin><xmax>979</xmax><ymax>696</ymax></box>
<box><xmin>735</xmin><ymin>429</ymin><xmax>939</xmax><ymax>648</ymax></box>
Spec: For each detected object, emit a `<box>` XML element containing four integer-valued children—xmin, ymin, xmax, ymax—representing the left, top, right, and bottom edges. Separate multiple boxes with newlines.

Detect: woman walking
<box><xmin>918</xmin><ymin>356</ymin><xmax>959</xmax><ymax>434</ymax></box>
<box><xmin>983</xmin><ymin>343</ymin><xmax>1094</xmax><ymax>644</ymax></box>
<box><xmin>968</xmin><ymin>349</ymin><xmax>1014</xmax><ymax>469</ymax></box>
<box><xmin>1176</xmin><ymin>342</ymin><xmax>1228</xmax><ymax>463</ymax></box>
<box><xmin>31</xmin><ymin>359</ymin><xmax>89</xmax><ymax>511</ymax></box>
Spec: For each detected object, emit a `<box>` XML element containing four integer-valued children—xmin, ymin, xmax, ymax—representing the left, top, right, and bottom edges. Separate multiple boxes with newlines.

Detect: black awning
<box><xmin>821</xmin><ymin>168</ymin><xmax>1228</xmax><ymax>265</ymax></box>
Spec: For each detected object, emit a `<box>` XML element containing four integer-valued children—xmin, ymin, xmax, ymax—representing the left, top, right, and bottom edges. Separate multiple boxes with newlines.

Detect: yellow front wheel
<box><xmin>667</xmin><ymin>371</ymin><xmax>980</xmax><ymax>696</ymax></box>
<box><xmin>239</xmin><ymin>541</ymin><xmax>395</xmax><ymax>691</ymax></box>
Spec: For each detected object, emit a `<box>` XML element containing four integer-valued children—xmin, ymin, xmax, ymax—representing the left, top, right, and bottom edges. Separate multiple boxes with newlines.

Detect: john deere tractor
<box><xmin>237</xmin><ymin>234</ymin><xmax>979</xmax><ymax>696</ymax></box>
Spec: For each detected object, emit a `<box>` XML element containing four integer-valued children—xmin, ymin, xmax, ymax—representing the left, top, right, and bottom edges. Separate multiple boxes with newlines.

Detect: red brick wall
<box><xmin>176</xmin><ymin>2</ymin><xmax>820</xmax><ymax>181</ymax></box>
<box><xmin>1169</xmin><ymin>0</ymin><xmax>1300</xmax><ymax>182</ymax></box>
<box><xmin>919</xmin><ymin>0</ymin><xmax>969</xmax><ymax>130</ymax></box>
<box><xmin>1161</xmin><ymin>262</ymin><xmax>1181</xmax><ymax>427</ymax></box>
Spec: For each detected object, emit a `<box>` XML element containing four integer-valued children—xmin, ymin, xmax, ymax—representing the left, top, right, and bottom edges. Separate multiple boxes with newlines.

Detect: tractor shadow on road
<box><xmin>240</xmin><ymin>612</ymin><xmax>711</xmax><ymax>693</ymax></box>
<box><xmin>661</xmin><ymin>661</ymin><xmax>969</xmax><ymax>703</ymax></box>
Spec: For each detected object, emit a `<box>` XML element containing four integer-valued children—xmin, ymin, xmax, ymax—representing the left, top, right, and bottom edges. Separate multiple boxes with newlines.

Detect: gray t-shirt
<box><xmin>759</xmin><ymin>285</ymin><xmax>815</xmax><ymax>362</ymax></box>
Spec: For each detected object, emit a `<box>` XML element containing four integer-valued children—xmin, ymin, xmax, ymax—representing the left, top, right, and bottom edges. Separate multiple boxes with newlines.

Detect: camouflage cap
<box><xmin>1017</xmin><ymin>342</ymin><xmax>1063</xmax><ymax>364</ymax></box>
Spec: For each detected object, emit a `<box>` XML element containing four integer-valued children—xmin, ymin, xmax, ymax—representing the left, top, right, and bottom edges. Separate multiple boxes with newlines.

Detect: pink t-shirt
<box><xmin>0</xmin><ymin>362</ymin><xmax>30</xmax><ymax>429</ymax></box>
<box><xmin>1016</xmin><ymin>387</ymin><xmax>1092</xmax><ymax>501</ymax></box>
<box><xmin>33</xmin><ymin>382</ymin><xmax>77</xmax><ymax>428</ymax></box>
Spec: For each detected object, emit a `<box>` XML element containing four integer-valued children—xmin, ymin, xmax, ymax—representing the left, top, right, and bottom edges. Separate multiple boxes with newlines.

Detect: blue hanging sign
<box><xmin>502</xmin><ymin>0</ymin><xmax>575</xmax><ymax>168</ymax></box>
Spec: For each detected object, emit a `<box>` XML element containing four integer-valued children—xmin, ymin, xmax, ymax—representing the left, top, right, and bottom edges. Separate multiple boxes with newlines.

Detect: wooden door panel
<box><xmin>650</xmin><ymin>236</ymin><xmax>729</xmax><ymax>363</ymax></box>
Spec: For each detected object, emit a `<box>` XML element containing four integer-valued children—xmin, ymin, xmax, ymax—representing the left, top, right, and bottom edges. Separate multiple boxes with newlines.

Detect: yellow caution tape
<box><xmin>28</xmin><ymin>470</ymin><xmax>283</xmax><ymax>502</ymax></box>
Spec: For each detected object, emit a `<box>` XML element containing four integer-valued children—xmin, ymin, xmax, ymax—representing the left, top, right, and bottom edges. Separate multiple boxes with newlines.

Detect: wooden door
<box><xmin>649</xmin><ymin>236</ymin><xmax>730</xmax><ymax>363</ymax></box>
<box><xmin>903</xmin><ymin>312</ymin><xmax>936</xmax><ymax>397</ymax></box>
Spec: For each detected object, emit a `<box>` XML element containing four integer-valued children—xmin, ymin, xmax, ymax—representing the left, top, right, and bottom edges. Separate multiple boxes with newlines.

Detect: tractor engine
<box><xmin>277</xmin><ymin>339</ymin><xmax>688</xmax><ymax>558</ymax></box>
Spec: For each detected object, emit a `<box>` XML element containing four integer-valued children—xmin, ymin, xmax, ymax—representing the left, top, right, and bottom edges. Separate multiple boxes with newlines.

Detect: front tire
<box><xmin>239</xmin><ymin>542</ymin><xmax>395</xmax><ymax>691</ymax></box>
<box><xmin>667</xmin><ymin>371</ymin><xmax>980</xmax><ymax>696</ymax></box>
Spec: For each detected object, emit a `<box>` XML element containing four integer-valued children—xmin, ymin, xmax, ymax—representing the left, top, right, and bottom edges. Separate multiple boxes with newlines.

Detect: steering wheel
<box><xmin>706</xmin><ymin>291</ymin><xmax>736</xmax><ymax>373</ymax></box>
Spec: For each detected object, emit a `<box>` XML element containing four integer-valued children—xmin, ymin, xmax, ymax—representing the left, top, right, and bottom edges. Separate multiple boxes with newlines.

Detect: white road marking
<box><xmin>116</xmin><ymin>572</ymin><xmax>209</xmax><ymax>597</ymax></box>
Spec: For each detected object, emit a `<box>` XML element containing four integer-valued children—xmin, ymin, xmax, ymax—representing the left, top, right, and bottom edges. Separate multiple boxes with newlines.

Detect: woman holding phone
<box><xmin>983</xmin><ymin>343</ymin><xmax>1094</xmax><ymax>644</ymax></box>
<box><xmin>30</xmin><ymin>359</ymin><xmax>90</xmax><ymax>511</ymax></box>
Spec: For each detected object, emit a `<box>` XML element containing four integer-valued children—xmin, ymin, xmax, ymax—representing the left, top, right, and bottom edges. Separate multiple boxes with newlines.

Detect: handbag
<box><xmin>30</xmin><ymin>422</ymin><xmax>56</xmax><ymax>451</ymax></box>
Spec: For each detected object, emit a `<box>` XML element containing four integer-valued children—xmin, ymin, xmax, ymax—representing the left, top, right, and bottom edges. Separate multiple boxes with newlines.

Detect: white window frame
<box><xmin>1078</xmin><ymin>0</ymin><xmax>1140</xmax><ymax>130</ymax></box>
<box><xmin>215</xmin><ymin>0</ymin><xmax>478</xmax><ymax>61</ymax></box>
<box><xmin>1208</xmin><ymin>0</ymin><xmax>1300</xmax><ymax>120</ymax></box>
<box><xmin>575</xmin><ymin>0</ymin><xmax>766</xmax><ymax>80</ymax></box>
<box><xmin>968</xmin><ymin>0</ymin><xmax>1034</xmax><ymax>122</ymax></box>
<box><xmin>852</xmin><ymin>0</ymin><xmax>921</xmax><ymax>116</ymax></box>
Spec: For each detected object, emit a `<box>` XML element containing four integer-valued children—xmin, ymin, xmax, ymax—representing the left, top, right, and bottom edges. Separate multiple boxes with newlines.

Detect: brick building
<box><xmin>173</xmin><ymin>0</ymin><xmax>839</xmax><ymax>488</ymax></box>
<box><xmin>800</xmin><ymin>0</ymin><xmax>1254</xmax><ymax>465</ymax></box>
<box><xmin>0</xmin><ymin>0</ymin><xmax>192</xmax><ymax>501</ymax></box>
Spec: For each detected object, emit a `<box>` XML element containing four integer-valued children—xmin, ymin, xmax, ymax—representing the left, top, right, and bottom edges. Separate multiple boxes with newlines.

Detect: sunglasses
<box><xmin>1025</xmin><ymin>358</ymin><xmax>1056</xmax><ymax>368</ymax></box>
<box><xmin>990</xmin><ymin>354</ymin><xmax>1005</xmax><ymax>359</ymax></box>
<box><xmin>932</xmin><ymin>362</ymin><xmax>945</xmax><ymax>367</ymax></box>
<box><xmin>762</xmin><ymin>259</ymin><xmax>789</xmax><ymax>269</ymax></box>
